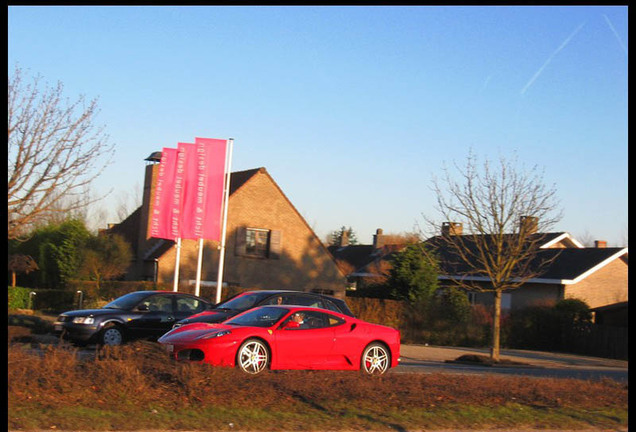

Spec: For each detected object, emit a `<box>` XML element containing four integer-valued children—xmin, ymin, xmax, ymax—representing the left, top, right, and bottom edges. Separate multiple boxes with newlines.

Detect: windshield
<box><xmin>216</xmin><ymin>292</ymin><xmax>272</xmax><ymax>312</ymax></box>
<box><xmin>225</xmin><ymin>307</ymin><xmax>290</xmax><ymax>328</ymax></box>
<box><xmin>103</xmin><ymin>292</ymin><xmax>153</xmax><ymax>310</ymax></box>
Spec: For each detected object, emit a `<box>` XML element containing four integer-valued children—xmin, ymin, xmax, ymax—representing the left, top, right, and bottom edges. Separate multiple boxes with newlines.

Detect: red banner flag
<box><xmin>194</xmin><ymin>137</ymin><xmax>228</xmax><ymax>241</ymax></box>
<box><xmin>177</xmin><ymin>142</ymin><xmax>198</xmax><ymax>239</ymax></box>
<box><xmin>151</xmin><ymin>138</ymin><xmax>228</xmax><ymax>241</ymax></box>
<box><xmin>150</xmin><ymin>147</ymin><xmax>179</xmax><ymax>240</ymax></box>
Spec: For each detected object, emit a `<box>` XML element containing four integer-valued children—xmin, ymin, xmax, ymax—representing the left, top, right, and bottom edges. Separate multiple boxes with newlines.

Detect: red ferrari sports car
<box><xmin>158</xmin><ymin>305</ymin><xmax>400</xmax><ymax>375</ymax></box>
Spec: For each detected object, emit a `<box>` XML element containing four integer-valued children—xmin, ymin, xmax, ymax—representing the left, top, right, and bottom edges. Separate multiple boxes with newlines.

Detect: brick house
<box><xmin>109</xmin><ymin>154</ymin><xmax>347</xmax><ymax>298</ymax></box>
<box><xmin>330</xmin><ymin>226</ymin><xmax>628</xmax><ymax>311</ymax></box>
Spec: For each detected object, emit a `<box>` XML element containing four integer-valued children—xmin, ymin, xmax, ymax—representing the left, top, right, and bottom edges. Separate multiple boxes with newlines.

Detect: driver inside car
<box><xmin>284</xmin><ymin>312</ymin><xmax>306</xmax><ymax>329</ymax></box>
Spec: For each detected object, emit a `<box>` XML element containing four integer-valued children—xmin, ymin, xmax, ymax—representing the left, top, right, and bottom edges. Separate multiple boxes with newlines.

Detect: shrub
<box><xmin>506</xmin><ymin>299</ymin><xmax>593</xmax><ymax>351</ymax></box>
<box><xmin>8</xmin><ymin>286</ymin><xmax>31</xmax><ymax>309</ymax></box>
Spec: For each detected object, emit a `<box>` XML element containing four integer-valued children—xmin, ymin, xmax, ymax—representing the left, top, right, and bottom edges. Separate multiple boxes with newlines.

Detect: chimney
<box><xmin>594</xmin><ymin>240</ymin><xmax>607</xmax><ymax>248</ymax></box>
<box><xmin>519</xmin><ymin>216</ymin><xmax>538</xmax><ymax>235</ymax></box>
<box><xmin>340</xmin><ymin>229</ymin><xmax>349</xmax><ymax>247</ymax></box>
<box><xmin>441</xmin><ymin>222</ymin><xmax>463</xmax><ymax>236</ymax></box>
<box><xmin>373</xmin><ymin>228</ymin><xmax>385</xmax><ymax>250</ymax></box>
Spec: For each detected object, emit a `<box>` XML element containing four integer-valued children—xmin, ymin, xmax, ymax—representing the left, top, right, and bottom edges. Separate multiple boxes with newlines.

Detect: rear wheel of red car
<box><xmin>237</xmin><ymin>339</ymin><xmax>269</xmax><ymax>375</ymax></box>
<box><xmin>361</xmin><ymin>343</ymin><xmax>390</xmax><ymax>375</ymax></box>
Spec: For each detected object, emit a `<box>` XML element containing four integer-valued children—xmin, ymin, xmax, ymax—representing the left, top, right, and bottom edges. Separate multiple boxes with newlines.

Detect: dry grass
<box><xmin>7</xmin><ymin>327</ymin><xmax>628</xmax><ymax>431</ymax></box>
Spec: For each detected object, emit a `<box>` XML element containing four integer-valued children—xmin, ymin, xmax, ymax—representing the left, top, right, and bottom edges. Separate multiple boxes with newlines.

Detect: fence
<box><xmin>562</xmin><ymin>323</ymin><xmax>628</xmax><ymax>360</ymax></box>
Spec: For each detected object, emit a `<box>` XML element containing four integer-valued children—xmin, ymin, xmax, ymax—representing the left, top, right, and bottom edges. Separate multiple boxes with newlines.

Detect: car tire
<box><xmin>100</xmin><ymin>323</ymin><xmax>124</xmax><ymax>346</ymax></box>
<box><xmin>361</xmin><ymin>342</ymin><xmax>390</xmax><ymax>375</ymax></box>
<box><xmin>236</xmin><ymin>338</ymin><xmax>270</xmax><ymax>375</ymax></box>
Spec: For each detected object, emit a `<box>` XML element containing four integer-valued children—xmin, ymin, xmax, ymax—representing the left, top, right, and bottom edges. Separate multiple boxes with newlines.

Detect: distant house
<box><xmin>108</xmin><ymin>153</ymin><xmax>347</xmax><ymax>298</ymax></box>
<box><xmin>328</xmin><ymin>228</ymin><xmax>413</xmax><ymax>290</ymax></box>
<box><xmin>329</xmin><ymin>225</ymin><xmax>628</xmax><ymax>311</ymax></box>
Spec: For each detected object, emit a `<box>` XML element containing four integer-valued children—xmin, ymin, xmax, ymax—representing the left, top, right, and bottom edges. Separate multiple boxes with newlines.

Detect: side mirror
<box><xmin>137</xmin><ymin>304</ymin><xmax>149</xmax><ymax>312</ymax></box>
<box><xmin>282</xmin><ymin>320</ymin><xmax>300</xmax><ymax>330</ymax></box>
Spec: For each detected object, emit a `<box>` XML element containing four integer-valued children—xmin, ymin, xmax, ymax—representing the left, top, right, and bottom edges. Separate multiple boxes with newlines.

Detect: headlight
<box><xmin>72</xmin><ymin>316</ymin><xmax>95</xmax><ymax>325</ymax></box>
<box><xmin>198</xmin><ymin>329</ymin><xmax>231</xmax><ymax>340</ymax></box>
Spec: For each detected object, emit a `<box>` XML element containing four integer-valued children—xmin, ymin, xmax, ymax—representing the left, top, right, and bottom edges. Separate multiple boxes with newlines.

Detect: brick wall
<box><xmin>564</xmin><ymin>258</ymin><xmax>628</xmax><ymax>309</ymax></box>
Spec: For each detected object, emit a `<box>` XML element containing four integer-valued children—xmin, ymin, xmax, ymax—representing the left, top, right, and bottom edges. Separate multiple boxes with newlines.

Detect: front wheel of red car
<box><xmin>237</xmin><ymin>339</ymin><xmax>270</xmax><ymax>375</ymax></box>
<box><xmin>361</xmin><ymin>343</ymin><xmax>390</xmax><ymax>375</ymax></box>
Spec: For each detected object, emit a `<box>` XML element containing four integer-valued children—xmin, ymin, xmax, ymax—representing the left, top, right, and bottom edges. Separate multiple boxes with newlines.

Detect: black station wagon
<box><xmin>54</xmin><ymin>291</ymin><xmax>213</xmax><ymax>346</ymax></box>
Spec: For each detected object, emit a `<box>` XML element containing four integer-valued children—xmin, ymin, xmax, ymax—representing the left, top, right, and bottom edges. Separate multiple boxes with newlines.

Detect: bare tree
<box><xmin>8</xmin><ymin>66</ymin><xmax>115</xmax><ymax>240</ymax></box>
<box><xmin>423</xmin><ymin>150</ymin><xmax>562</xmax><ymax>361</ymax></box>
<box><xmin>576</xmin><ymin>229</ymin><xmax>596</xmax><ymax>248</ymax></box>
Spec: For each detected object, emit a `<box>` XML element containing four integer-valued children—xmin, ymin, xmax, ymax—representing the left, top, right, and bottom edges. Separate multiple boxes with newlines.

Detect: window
<box><xmin>282</xmin><ymin>310</ymin><xmax>345</xmax><ymax>330</ymax></box>
<box><xmin>246</xmin><ymin>228</ymin><xmax>269</xmax><ymax>258</ymax></box>
<box><xmin>235</xmin><ymin>227</ymin><xmax>282</xmax><ymax>259</ymax></box>
<box><xmin>467</xmin><ymin>292</ymin><xmax>477</xmax><ymax>305</ymax></box>
<box><xmin>501</xmin><ymin>293</ymin><xmax>512</xmax><ymax>310</ymax></box>
<box><xmin>176</xmin><ymin>297</ymin><xmax>206</xmax><ymax>314</ymax></box>
<box><xmin>144</xmin><ymin>295</ymin><xmax>173</xmax><ymax>313</ymax></box>
<box><xmin>288</xmin><ymin>295</ymin><xmax>324</xmax><ymax>308</ymax></box>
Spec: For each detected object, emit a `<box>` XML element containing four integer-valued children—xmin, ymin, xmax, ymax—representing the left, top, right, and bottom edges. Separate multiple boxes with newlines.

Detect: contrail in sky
<box><xmin>520</xmin><ymin>22</ymin><xmax>586</xmax><ymax>96</ymax></box>
<box><xmin>603</xmin><ymin>14</ymin><xmax>627</xmax><ymax>56</ymax></box>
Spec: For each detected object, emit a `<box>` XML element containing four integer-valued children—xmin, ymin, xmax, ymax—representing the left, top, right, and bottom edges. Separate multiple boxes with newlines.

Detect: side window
<box><xmin>176</xmin><ymin>297</ymin><xmax>205</xmax><ymax>314</ymax></box>
<box><xmin>288</xmin><ymin>295</ymin><xmax>324</xmax><ymax>309</ymax></box>
<box><xmin>323</xmin><ymin>299</ymin><xmax>341</xmax><ymax>313</ymax></box>
<box><xmin>262</xmin><ymin>294</ymin><xmax>294</xmax><ymax>306</ymax></box>
<box><xmin>146</xmin><ymin>295</ymin><xmax>174</xmax><ymax>313</ymax></box>
<box><xmin>284</xmin><ymin>311</ymin><xmax>344</xmax><ymax>330</ymax></box>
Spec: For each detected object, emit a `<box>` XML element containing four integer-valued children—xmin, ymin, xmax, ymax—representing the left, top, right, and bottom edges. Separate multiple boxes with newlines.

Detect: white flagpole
<box><xmin>195</xmin><ymin>238</ymin><xmax>204</xmax><ymax>297</ymax></box>
<box><xmin>216</xmin><ymin>138</ymin><xmax>234</xmax><ymax>304</ymax></box>
<box><xmin>173</xmin><ymin>237</ymin><xmax>181</xmax><ymax>292</ymax></box>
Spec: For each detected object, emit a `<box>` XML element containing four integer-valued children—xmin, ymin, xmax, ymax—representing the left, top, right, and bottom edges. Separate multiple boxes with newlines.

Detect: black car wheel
<box><xmin>100</xmin><ymin>323</ymin><xmax>124</xmax><ymax>346</ymax></box>
<box><xmin>361</xmin><ymin>343</ymin><xmax>390</xmax><ymax>375</ymax></box>
<box><xmin>237</xmin><ymin>339</ymin><xmax>270</xmax><ymax>375</ymax></box>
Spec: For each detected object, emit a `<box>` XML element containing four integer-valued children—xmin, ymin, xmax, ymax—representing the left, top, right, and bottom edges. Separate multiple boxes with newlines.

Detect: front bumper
<box><xmin>163</xmin><ymin>338</ymin><xmax>239</xmax><ymax>367</ymax></box>
<box><xmin>53</xmin><ymin>322</ymin><xmax>100</xmax><ymax>343</ymax></box>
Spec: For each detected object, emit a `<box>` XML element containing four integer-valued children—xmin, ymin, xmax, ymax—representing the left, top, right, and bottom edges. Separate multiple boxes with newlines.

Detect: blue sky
<box><xmin>8</xmin><ymin>6</ymin><xmax>628</xmax><ymax>246</ymax></box>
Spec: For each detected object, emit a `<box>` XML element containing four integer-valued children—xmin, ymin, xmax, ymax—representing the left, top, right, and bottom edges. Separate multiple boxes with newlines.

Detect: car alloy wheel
<box><xmin>237</xmin><ymin>339</ymin><xmax>269</xmax><ymax>375</ymax></box>
<box><xmin>361</xmin><ymin>343</ymin><xmax>390</xmax><ymax>375</ymax></box>
<box><xmin>101</xmin><ymin>325</ymin><xmax>123</xmax><ymax>346</ymax></box>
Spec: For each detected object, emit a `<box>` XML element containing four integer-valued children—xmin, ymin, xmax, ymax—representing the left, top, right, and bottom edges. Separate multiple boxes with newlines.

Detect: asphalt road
<box><xmin>395</xmin><ymin>344</ymin><xmax>628</xmax><ymax>382</ymax></box>
<box><xmin>395</xmin><ymin>358</ymin><xmax>628</xmax><ymax>381</ymax></box>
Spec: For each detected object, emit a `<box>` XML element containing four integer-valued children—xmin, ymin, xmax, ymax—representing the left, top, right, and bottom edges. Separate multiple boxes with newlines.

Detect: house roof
<box><xmin>429</xmin><ymin>237</ymin><xmax>627</xmax><ymax>285</ymax></box>
<box><xmin>332</xmin><ymin>230</ymin><xmax>627</xmax><ymax>286</ymax></box>
<box><xmin>329</xmin><ymin>243</ymin><xmax>410</xmax><ymax>278</ymax></box>
<box><xmin>327</xmin><ymin>244</ymin><xmax>376</xmax><ymax>271</ymax></box>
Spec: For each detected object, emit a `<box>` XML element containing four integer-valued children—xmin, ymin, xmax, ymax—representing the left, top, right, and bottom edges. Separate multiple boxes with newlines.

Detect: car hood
<box><xmin>59</xmin><ymin>308</ymin><xmax>126</xmax><ymax>318</ymax></box>
<box><xmin>177</xmin><ymin>310</ymin><xmax>233</xmax><ymax>325</ymax></box>
<box><xmin>158</xmin><ymin>323</ymin><xmax>232</xmax><ymax>344</ymax></box>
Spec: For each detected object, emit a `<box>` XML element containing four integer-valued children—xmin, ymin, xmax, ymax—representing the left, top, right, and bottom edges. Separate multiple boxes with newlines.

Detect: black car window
<box><xmin>287</xmin><ymin>295</ymin><xmax>324</xmax><ymax>309</ymax></box>
<box><xmin>225</xmin><ymin>307</ymin><xmax>289</xmax><ymax>327</ymax></box>
<box><xmin>323</xmin><ymin>299</ymin><xmax>342</xmax><ymax>313</ymax></box>
<box><xmin>217</xmin><ymin>292</ymin><xmax>271</xmax><ymax>311</ymax></box>
<box><xmin>176</xmin><ymin>296</ymin><xmax>205</xmax><ymax>314</ymax></box>
<box><xmin>261</xmin><ymin>294</ymin><xmax>284</xmax><ymax>306</ymax></box>
<box><xmin>143</xmin><ymin>295</ymin><xmax>174</xmax><ymax>313</ymax></box>
<box><xmin>104</xmin><ymin>292</ymin><xmax>153</xmax><ymax>310</ymax></box>
<box><xmin>261</xmin><ymin>294</ymin><xmax>297</xmax><ymax>306</ymax></box>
